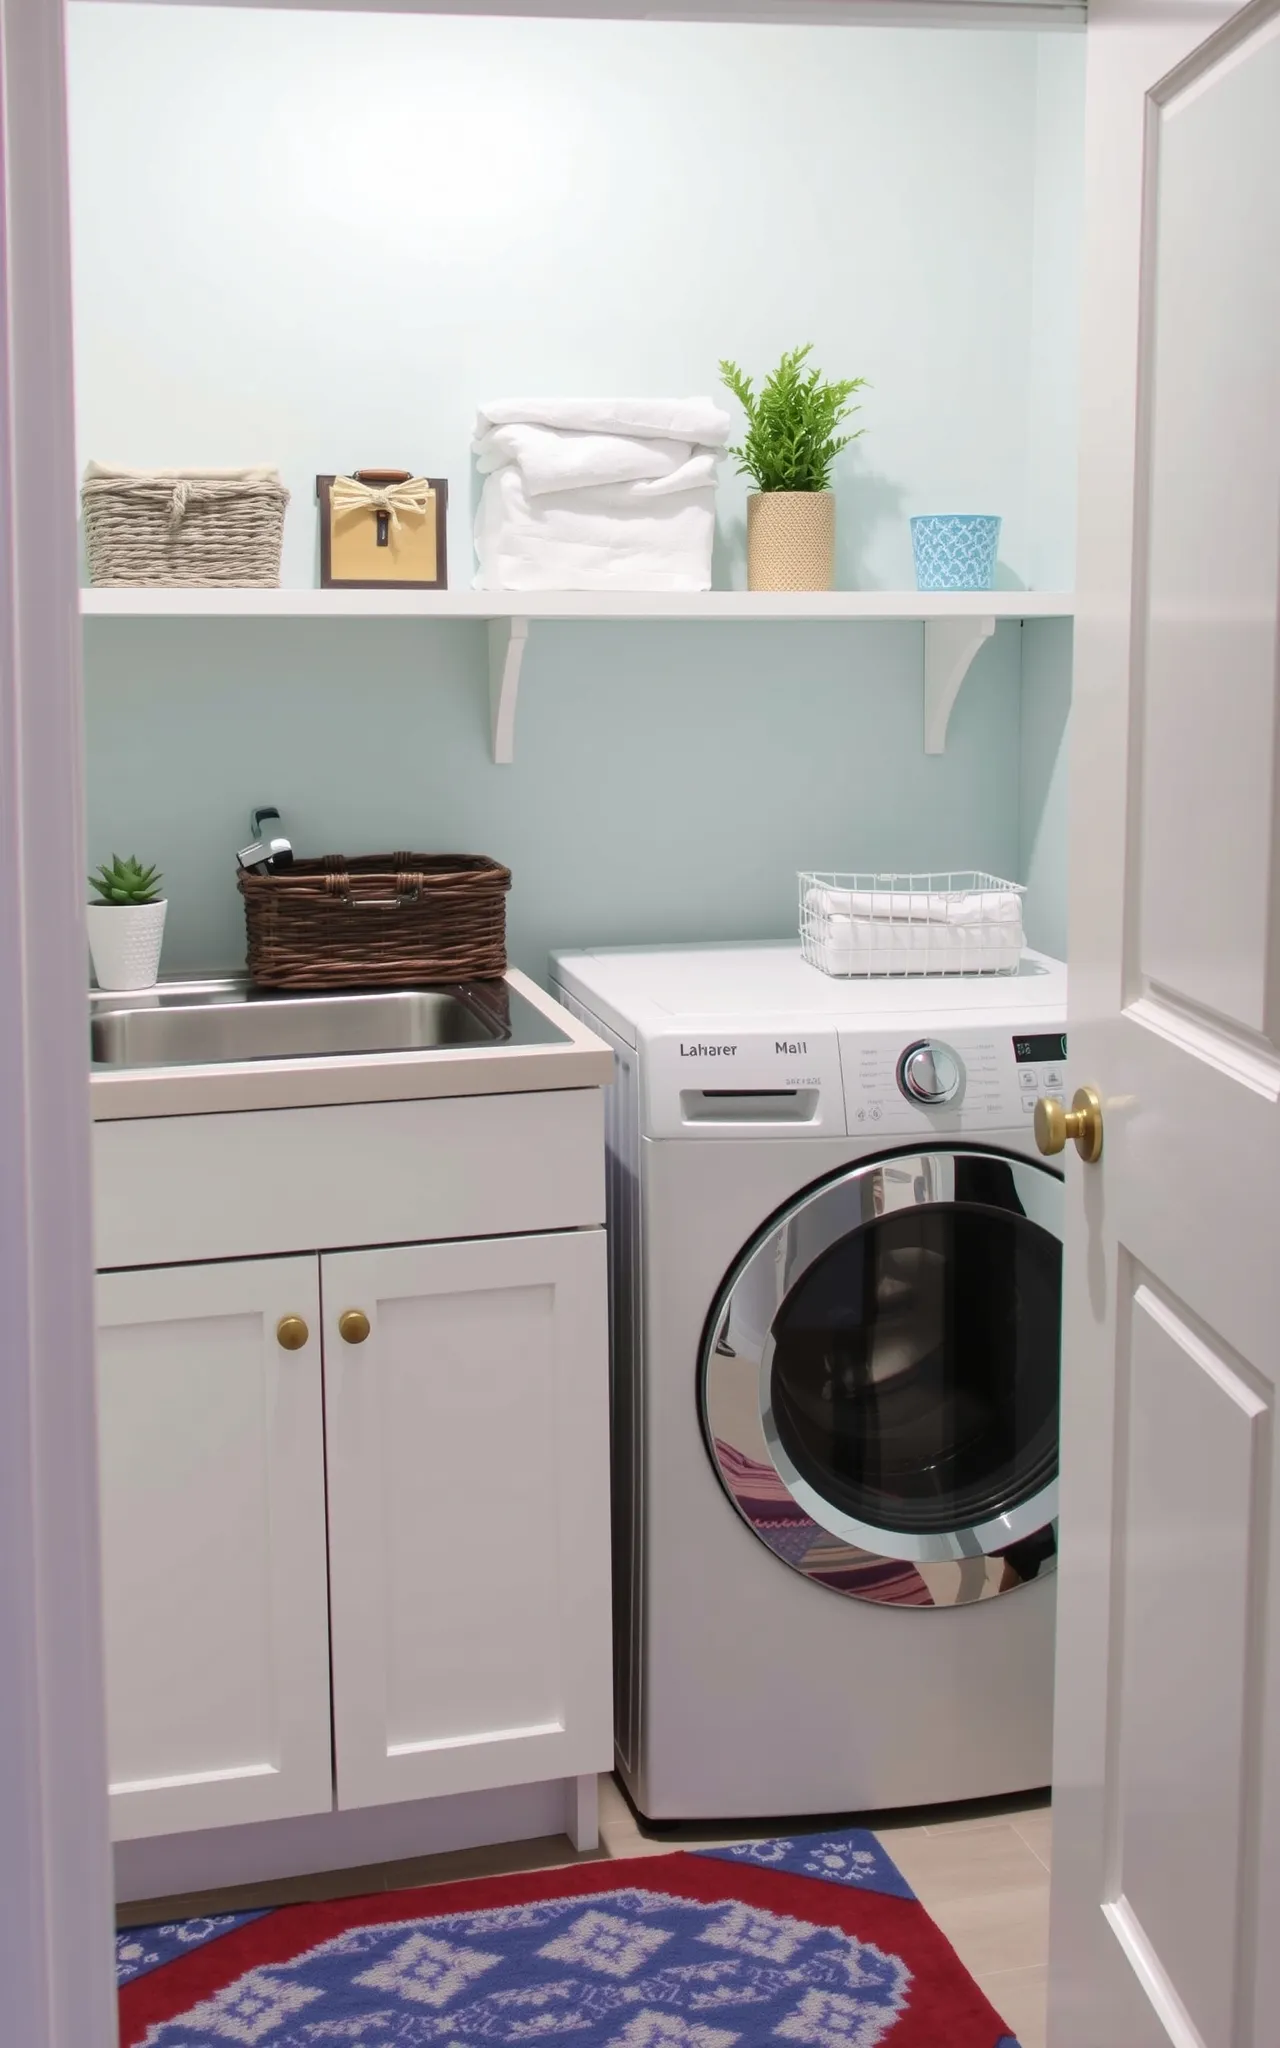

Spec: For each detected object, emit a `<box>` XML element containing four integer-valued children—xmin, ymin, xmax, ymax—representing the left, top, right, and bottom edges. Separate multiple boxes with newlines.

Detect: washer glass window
<box><xmin>701</xmin><ymin>1149</ymin><xmax>1062</xmax><ymax>1607</ymax></box>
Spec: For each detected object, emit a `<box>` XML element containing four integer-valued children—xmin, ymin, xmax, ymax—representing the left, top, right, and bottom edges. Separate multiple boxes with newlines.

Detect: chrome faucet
<box><xmin>237</xmin><ymin>806</ymin><xmax>294</xmax><ymax>872</ymax></box>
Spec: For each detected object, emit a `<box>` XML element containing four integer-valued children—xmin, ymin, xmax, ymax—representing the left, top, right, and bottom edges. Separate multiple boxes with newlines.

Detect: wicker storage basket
<box><xmin>239</xmin><ymin>853</ymin><xmax>511</xmax><ymax>990</ymax></box>
<box><xmin>82</xmin><ymin>464</ymin><xmax>289</xmax><ymax>587</ymax></box>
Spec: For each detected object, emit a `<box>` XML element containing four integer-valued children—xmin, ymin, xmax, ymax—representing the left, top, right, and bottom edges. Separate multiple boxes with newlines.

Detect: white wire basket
<box><xmin>799</xmin><ymin>870</ymin><xmax>1026</xmax><ymax>978</ymax></box>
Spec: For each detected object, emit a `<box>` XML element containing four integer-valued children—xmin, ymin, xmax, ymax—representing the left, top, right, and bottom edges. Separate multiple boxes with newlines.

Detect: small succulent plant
<box><xmin>89</xmin><ymin>854</ymin><xmax>164</xmax><ymax>907</ymax></box>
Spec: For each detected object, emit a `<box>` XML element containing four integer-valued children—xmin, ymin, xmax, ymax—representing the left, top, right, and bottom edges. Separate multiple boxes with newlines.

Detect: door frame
<box><xmin>0</xmin><ymin>0</ymin><xmax>117</xmax><ymax>2040</ymax></box>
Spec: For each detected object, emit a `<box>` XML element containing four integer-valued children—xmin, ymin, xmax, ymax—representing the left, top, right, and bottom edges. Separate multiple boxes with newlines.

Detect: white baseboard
<box><xmin>115</xmin><ymin>1775</ymin><xmax>577</xmax><ymax>1905</ymax></box>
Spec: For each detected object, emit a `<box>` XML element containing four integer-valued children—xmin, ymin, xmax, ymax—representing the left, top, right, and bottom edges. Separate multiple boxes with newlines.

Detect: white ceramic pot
<box><xmin>87</xmin><ymin>899</ymin><xmax>168</xmax><ymax>992</ymax></box>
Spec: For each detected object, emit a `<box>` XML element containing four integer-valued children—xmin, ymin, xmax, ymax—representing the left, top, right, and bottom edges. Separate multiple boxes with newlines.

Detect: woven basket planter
<box><xmin>746</xmin><ymin>490</ymin><xmax>835</xmax><ymax>592</ymax></box>
<box><xmin>82</xmin><ymin>464</ymin><xmax>289</xmax><ymax>587</ymax></box>
<box><xmin>239</xmin><ymin>853</ymin><xmax>511</xmax><ymax>990</ymax></box>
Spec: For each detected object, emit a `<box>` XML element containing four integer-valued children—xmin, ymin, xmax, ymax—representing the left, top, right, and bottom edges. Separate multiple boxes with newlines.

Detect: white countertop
<box><xmin>89</xmin><ymin>968</ymin><xmax>614</xmax><ymax>1120</ymax></box>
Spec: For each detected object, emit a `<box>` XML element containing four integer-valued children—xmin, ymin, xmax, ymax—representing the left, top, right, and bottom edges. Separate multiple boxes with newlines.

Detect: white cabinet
<box><xmin>94</xmin><ymin>1085</ymin><xmax>613</xmax><ymax>1859</ymax></box>
<box><xmin>96</xmin><ymin>1257</ymin><xmax>333</xmax><ymax>1842</ymax></box>
<box><xmin>323</xmin><ymin>1230</ymin><xmax>612</xmax><ymax>1809</ymax></box>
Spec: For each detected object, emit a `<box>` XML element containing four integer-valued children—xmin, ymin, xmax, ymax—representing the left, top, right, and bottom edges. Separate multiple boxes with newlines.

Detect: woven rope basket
<box><xmin>239</xmin><ymin>853</ymin><xmax>511</xmax><ymax>990</ymax></box>
<box><xmin>746</xmin><ymin>490</ymin><xmax>836</xmax><ymax>592</ymax></box>
<box><xmin>82</xmin><ymin>464</ymin><xmax>289</xmax><ymax>587</ymax></box>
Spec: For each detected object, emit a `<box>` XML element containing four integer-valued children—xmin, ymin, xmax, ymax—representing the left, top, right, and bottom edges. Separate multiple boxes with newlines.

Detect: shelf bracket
<box><xmin>488</xmin><ymin>616</ymin><xmax>529</xmax><ymax>765</ymax></box>
<box><xmin>923</xmin><ymin>615</ymin><xmax>996</xmax><ymax>754</ymax></box>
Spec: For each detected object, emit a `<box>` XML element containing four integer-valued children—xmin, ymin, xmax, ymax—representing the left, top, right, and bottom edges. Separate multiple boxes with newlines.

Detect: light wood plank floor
<box><xmin>120</xmin><ymin>1775</ymin><xmax>1051</xmax><ymax>2048</ymax></box>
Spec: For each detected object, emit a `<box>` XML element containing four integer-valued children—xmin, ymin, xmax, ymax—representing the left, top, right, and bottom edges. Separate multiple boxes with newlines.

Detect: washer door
<box><xmin>700</xmin><ymin>1149</ymin><xmax>1062</xmax><ymax>1607</ymax></box>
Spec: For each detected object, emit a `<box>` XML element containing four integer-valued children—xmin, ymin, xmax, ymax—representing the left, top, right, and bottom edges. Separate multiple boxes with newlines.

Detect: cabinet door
<box><xmin>97</xmin><ymin>1257</ymin><xmax>333</xmax><ymax>1841</ymax></box>
<box><xmin>323</xmin><ymin>1230</ymin><xmax>612</xmax><ymax>1809</ymax></box>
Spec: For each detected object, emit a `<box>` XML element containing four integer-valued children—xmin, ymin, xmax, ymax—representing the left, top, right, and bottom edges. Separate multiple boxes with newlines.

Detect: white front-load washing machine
<box><xmin>551</xmin><ymin>940</ymin><xmax>1066</xmax><ymax>1822</ymax></box>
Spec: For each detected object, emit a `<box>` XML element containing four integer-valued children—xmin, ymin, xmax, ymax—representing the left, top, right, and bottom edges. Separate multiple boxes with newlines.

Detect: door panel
<box><xmin>323</xmin><ymin>1230</ymin><xmax>612</xmax><ymax>1809</ymax></box>
<box><xmin>1106</xmin><ymin>1278</ymin><xmax>1269</xmax><ymax>2048</ymax></box>
<box><xmin>97</xmin><ymin>1257</ymin><xmax>333</xmax><ymax>1840</ymax></box>
<box><xmin>1134</xmin><ymin>8</ymin><xmax>1280</xmax><ymax>1039</ymax></box>
<box><xmin>1052</xmin><ymin>0</ymin><xmax>1278</xmax><ymax>2042</ymax></box>
<box><xmin>379</xmin><ymin>1280</ymin><xmax>562</xmax><ymax>1751</ymax></box>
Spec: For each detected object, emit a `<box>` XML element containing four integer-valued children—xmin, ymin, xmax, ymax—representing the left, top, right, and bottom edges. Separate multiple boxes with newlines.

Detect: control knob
<box><xmin>897</xmin><ymin>1039</ymin><xmax>961</xmax><ymax>1106</ymax></box>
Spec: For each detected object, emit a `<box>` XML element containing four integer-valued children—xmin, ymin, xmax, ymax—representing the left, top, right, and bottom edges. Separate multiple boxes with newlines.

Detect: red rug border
<box><xmin>119</xmin><ymin>1845</ymin><xmax>1014</xmax><ymax>2046</ymax></box>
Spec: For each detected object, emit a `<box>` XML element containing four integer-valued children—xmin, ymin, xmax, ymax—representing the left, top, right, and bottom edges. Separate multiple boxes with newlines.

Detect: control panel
<box><xmin>645</xmin><ymin>1021</ymin><xmax>1066</xmax><ymax>1139</ymax></box>
<box><xmin>842</xmin><ymin>1024</ymin><xmax>1066</xmax><ymax>1137</ymax></box>
<box><xmin>646</xmin><ymin>1028</ymin><xmax>846</xmax><ymax>1138</ymax></box>
<box><xmin>1010</xmin><ymin>1030</ymin><xmax>1068</xmax><ymax>1122</ymax></box>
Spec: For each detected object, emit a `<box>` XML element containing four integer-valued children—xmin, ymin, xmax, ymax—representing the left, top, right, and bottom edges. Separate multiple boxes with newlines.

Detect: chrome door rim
<box><xmin>700</xmin><ymin>1147</ymin><xmax>1062</xmax><ymax>1605</ymax></box>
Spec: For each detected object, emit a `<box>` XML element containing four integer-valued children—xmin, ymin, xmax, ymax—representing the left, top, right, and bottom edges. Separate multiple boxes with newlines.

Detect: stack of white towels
<box><xmin>803</xmin><ymin>883</ymin><xmax>1025</xmax><ymax>977</ymax></box>
<box><xmin>472</xmin><ymin>397</ymin><xmax>731</xmax><ymax>592</ymax></box>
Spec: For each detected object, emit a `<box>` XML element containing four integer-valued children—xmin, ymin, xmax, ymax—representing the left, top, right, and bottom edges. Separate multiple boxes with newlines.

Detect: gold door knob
<box><xmin>1034</xmin><ymin>1086</ymin><xmax>1103</xmax><ymax>1164</ymax></box>
<box><xmin>276</xmin><ymin>1315</ymin><xmax>309</xmax><ymax>1351</ymax></box>
<box><xmin>338</xmin><ymin>1309</ymin><xmax>371</xmax><ymax>1345</ymax></box>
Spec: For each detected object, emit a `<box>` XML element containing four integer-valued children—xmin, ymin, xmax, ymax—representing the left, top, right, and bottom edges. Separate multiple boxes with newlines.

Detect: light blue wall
<box><xmin>85</xmin><ymin>618</ymin><xmax>1032</xmax><ymax>979</ymax></box>
<box><xmin>1026</xmin><ymin>37</ymin><xmax>1086</xmax><ymax>592</ymax></box>
<box><xmin>72</xmin><ymin>8</ymin><xmax>1079</xmax><ymax>978</ymax></box>
<box><xmin>1018</xmin><ymin>618</ymin><xmax>1072</xmax><ymax>959</ymax></box>
<box><xmin>85</xmin><ymin>617</ymin><xmax>1078</xmax><ymax>976</ymax></box>
<box><xmin>66</xmin><ymin>6</ymin><xmax>1082</xmax><ymax>591</ymax></box>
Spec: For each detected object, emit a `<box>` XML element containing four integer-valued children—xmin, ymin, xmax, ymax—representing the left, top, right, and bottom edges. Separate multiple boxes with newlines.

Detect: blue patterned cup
<box><xmin>910</xmin><ymin>514</ymin><xmax>1002</xmax><ymax>591</ymax></box>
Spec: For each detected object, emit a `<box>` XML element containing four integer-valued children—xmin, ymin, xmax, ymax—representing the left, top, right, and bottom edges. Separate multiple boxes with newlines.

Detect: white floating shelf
<box><xmin>80</xmin><ymin>587</ymin><xmax>1074</xmax><ymax>762</ymax></box>
<box><xmin>79</xmin><ymin>588</ymin><xmax>1072</xmax><ymax>621</ymax></box>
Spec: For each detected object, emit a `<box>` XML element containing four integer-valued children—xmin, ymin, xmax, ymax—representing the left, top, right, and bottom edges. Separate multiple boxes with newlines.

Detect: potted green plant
<box><xmin>87</xmin><ymin>855</ymin><xmax>167</xmax><ymax>991</ymax></box>
<box><xmin>719</xmin><ymin>344</ymin><xmax>867</xmax><ymax>591</ymax></box>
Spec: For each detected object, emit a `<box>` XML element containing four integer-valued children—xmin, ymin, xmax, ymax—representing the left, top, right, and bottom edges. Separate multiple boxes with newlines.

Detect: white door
<box><xmin>97</xmin><ymin>1257</ymin><xmax>333</xmax><ymax>1840</ymax></box>
<box><xmin>323</xmin><ymin>1230</ymin><xmax>612</xmax><ymax>1809</ymax></box>
<box><xmin>1051</xmin><ymin>1</ymin><xmax>1279</xmax><ymax>2043</ymax></box>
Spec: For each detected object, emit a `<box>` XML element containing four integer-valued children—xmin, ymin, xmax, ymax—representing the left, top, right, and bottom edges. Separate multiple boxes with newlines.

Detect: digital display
<box><xmin>1013</xmin><ymin>1034</ymin><xmax>1067</xmax><ymax>1063</ymax></box>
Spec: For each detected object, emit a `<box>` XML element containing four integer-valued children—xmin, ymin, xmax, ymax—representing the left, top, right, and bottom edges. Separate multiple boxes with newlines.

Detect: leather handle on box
<box><xmin>354</xmin><ymin>469</ymin><xmax>412</xmax><ymax>484</ymax></box>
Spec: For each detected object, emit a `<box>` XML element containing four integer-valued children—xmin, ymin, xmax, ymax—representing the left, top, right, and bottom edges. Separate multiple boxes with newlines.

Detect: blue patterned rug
<box><xmin>118</xmin><ymin>1826</ymin><xmax>1022</xmax><ymax>2048</ymax></box>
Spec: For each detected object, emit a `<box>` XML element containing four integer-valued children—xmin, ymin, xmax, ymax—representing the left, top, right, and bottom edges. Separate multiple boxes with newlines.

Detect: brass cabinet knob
<box><xmin>338</xmin><ymin>1309</ymin><xmax>371</xmax><ymax>1345</ymax></box>
<box><xmin>276</xmin><ymin>1315</ymin><xmax>310</xmax><ymax>1351</ymax></box>
<box><xmin>1034</xmin><ymin>1086</ymin><xmax>1103</xmax><ymax>1164</ymax></box>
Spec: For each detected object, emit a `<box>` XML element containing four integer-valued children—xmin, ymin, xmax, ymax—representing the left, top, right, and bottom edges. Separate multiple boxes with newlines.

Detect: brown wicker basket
<box><xmin>239</xmin><ymin>853</ymin><xmax>511</xmax><ymax>989</ymax></box>
<box><xmin>82</xmin><ymin>463</ymin><xmax>288</xmax><ymax>587</ymax></box>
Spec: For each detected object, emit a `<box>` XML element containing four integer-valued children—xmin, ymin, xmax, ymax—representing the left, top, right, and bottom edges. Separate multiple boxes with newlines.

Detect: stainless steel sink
<box><xmin>90</xmin><ymin>978</ymin><xmax>522</xmax><ymax>1069</ymax></box>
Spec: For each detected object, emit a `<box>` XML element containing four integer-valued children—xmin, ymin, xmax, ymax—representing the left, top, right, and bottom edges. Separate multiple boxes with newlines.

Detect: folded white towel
<box><xmin>813</xmin><ymin>918</ymin><xmax>1022</xmax><ymax>951</ymax></box>
<box><xmin>806</xmin><ymin>886</ymin><xmax>1024</xmax><ymax>926</ymax></box>
<box><xmin>474</xmin><ymin>424</ymin><xmax>719</xmax><ymax>499</ymax></box>
<box><xmin>476</xmin><ymin>397</ymin><xmax>731</xmax><ymax>446</ymax></box>
<box><xmin>474</xmin><ymin>467</ymin><xmax>716</xmax><ymax>592</ymax></box>
<box><xmin>473</xmin><ymin>424</ymin><xmax>695</xmax><ymax>496</ymax></box>
<box><xmin>812</xmin><ymin>929</ymin><xmax>1022</xmax><ymax>978</ymax></box>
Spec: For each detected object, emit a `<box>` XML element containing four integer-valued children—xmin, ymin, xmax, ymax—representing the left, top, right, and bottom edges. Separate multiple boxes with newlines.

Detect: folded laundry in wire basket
<box><xmin>800</xmin><ymin>871</ymin><xmax>1025</xmax><ymax>977</ymax></box>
